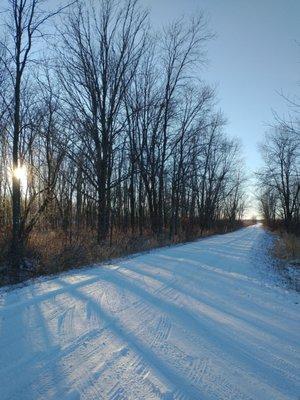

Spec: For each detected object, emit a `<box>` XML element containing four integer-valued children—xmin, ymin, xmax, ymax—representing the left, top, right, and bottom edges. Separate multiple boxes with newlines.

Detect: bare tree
<box><xmin>258</xmin><ymin>125</ymin><xmax>300</xmax><ymax>232</ymax></box>
<box><xmin>0</xmin><ymin>0</ymin><xmax>73</xmax><ymax>269</ymax></box>
<box><xmin>57</xmin><ymin>0</ymin><xmax>148</xmax><ymax>241</ymax></box>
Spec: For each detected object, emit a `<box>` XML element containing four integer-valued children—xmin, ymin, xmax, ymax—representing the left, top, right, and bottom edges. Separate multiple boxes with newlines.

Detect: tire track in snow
<box><xmin>150</xmin><ymin>315</ymin><xmax>171</xmax><ymax>348</ymax></box>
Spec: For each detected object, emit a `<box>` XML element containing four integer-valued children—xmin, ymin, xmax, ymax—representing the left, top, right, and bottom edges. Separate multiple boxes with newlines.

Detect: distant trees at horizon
<box><xmin>257</xmin><ymin>106</ymin><xmax>300</xmax><ymax>233</ymax></box>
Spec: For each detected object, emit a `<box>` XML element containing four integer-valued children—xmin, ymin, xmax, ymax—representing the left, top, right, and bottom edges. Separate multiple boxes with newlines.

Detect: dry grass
<box><xmin>0</xmin><ymin>221</ymin><xmax>245</xmax><ymax>286</ymax></box>
<box><xmin>273</xmin><ymin>231</ymin><xmax>300</xmax><ymax>266</ymax></box>
<box><xmin>26</xmin><ymin>228</ymin><xmax>166</xmax><ymax>276</ymax></box>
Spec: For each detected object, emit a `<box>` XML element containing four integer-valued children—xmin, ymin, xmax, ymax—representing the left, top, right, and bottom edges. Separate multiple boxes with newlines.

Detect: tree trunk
<box><xmin>11</xmin><ymin>72</ymin><xmax>22</xmax><ymax>270</ymax></box>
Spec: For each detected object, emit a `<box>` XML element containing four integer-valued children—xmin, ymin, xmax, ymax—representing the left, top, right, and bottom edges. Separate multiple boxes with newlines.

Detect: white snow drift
<box><xmin>0</xmin><ymin>225</ymin><xmax>299</xmax><ymax>399</ymax></box>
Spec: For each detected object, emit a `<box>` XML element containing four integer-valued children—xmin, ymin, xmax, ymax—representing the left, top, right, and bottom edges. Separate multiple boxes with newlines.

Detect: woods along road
<box><xmin>0</xmin><ymin>225</ymin><xmax>299</xmax><ymax>400</ymax></box>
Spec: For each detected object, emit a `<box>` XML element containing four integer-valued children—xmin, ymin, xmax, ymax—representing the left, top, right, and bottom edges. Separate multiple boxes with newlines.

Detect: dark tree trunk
<box><xmin>11</xmin><ymin>69</ymin><xmax>22</xmax><ymax>270</ymax></box>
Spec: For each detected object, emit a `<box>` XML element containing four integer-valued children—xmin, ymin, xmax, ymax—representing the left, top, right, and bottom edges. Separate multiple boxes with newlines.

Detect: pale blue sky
<box><xmin>142</xmin><ymin>0</ymin><xmax>300</xmax><ymax>216</ymax></box>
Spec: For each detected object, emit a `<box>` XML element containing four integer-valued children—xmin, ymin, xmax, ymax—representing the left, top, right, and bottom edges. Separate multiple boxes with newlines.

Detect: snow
<box><xmin>0</xmin><ymin>224</ymin><xmax>299</xmax><ymax>400</ymax></box>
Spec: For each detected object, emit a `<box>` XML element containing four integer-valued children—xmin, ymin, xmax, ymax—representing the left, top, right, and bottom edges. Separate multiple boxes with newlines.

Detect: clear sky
<box><xmin>141</xmin><ymin>0</ymin><xmax>300</xmax><ymax>217</ymax></box>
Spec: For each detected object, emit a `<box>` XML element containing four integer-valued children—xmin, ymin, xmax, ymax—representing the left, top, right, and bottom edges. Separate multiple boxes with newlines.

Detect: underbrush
<box><xmin>273</xmin><ymin>231</ymin><xmax>300</xmax><ymax>265</ymax></box>
<box><xmin>0</xmin><ymin>221</ymin><xmax>245</xmax><ymax>287</ymax></box>
<box><xmin>270</xmin><ymin>230</ymin><xmax>300</xmax><ymax>292</ymax></box>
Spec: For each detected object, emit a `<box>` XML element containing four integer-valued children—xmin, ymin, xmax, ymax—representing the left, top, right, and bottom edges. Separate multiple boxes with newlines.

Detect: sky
<box><xmin>141</xmin><ymin>0</ymin><xmax>300</xmax><ymax>217</ymax></box>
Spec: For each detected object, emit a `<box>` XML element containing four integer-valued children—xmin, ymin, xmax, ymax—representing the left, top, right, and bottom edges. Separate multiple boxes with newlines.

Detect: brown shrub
<box><xmin>273</xmin><ymin>231</ymin><xmax>300</xmax><ymax>265</ymax></box>
<box><xmin>0</xmin><ymin>221</ymin><xmax>245</xmax><ymax>286</ymax></box>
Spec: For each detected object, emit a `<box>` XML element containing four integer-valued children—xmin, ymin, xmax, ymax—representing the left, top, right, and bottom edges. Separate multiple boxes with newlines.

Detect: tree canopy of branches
<box><xmin>0</xmin><ymin>0</ymin><xmax>246</xmax><ymax>273</ymax></box>
<box><xmin>258</xmin><ymin>118</ymin><xmax>300</xmax><ymax>233</ymax></box>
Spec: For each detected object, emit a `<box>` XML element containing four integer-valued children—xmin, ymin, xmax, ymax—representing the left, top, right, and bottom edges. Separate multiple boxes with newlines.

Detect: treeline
<box><xmin>0</xmin><ymin>0</ymin><xmax>245</xmax><ymax>272</ymax></box>
<box><xmin>258</xmin><ymin>111</ymin><xmax>300</xmax><ymax>234</ymax></box>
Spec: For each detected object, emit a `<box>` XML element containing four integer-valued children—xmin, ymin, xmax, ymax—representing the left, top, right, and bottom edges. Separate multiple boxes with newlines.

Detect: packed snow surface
<box><xmin>0</xmin><ymin>225</ymin><xmax>299</xmax><ymax>400</ymax></box>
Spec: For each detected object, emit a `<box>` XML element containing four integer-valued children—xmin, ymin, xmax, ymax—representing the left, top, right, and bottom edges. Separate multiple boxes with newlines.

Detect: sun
<box><xmin>13</xmin><ymin>165</ymin><xmax>27</xmax><ymax>190</ymax></box>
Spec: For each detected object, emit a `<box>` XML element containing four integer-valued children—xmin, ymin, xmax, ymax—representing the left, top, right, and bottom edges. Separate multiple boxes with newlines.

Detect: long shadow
<box><xmin>179</xmin><ymin>229</ymin><xmax>260</xmax><ymax>255</ymax></box>
<box><xmin>0</xmin><ymin>282</ymin><xmax>126</xmax><ymax>400</ymax></box>
<box><xmin>153</xmin><ymin>253</ymin><xmax>297</xmax><ymax>313</ymax></box>
<box><xmin>191</xmin><ymin>247</ymin><xmax>251</xmax><ymax>260</ymax></box>
<box><xmin>56</xmin><ymin>278</ymin><xmax>206</xmax><ymax>399</ymax></box>
<box><xmin>34</xmin><ymin>291</ymin><xmax>129</xmax><ymax>400</ymax></box>
<box><xmin>119</xmin><ymin>261</ymin><xmax>300</xmax><ymax>353</ymax></box>
<box><xmin>162</xmin><ymin>250</ymin><xmax>253</xmax><ymax>272</ymax></box>
<box><xmin>0</xmin><ymin>286</ymin><xmax>68</xmax><ymax>400</ymax></box>
<box><xmin>57</xmin><ymin>270</ymin><xmax>298</xmax><ymax>398</ymax></box>
<box><xmin>28</xmin><ymin>289</ymin><xmax>70</xmax><ymax>398</ymax></box>
<box><xmin>0</xmin><ymin>275</ymin><xmax>100</xmax><ymax>317</ymax></box>
<box><xmin>0</xmin><ymin>296</ymin><xmax>36</xmax><ymax>400</ymax></box>
<box><xmin>125</xmin><ymin>256</ymin><xmax>300</xmax><ymax>330</ymax></box>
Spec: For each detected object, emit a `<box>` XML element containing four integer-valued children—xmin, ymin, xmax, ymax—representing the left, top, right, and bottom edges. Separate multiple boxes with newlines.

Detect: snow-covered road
<box><xmin>0</xmin><ymin>225</ymin><xmax>299</xmax><ymax>400</ymax></box>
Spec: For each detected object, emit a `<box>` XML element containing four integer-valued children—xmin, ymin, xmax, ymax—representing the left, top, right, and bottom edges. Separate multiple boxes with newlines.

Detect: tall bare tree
<box><xmin>0</xmin><ymin>0</ymin><xmax>72</xmax><ymax>269</ymax></box>
<box><xmin>258</xmin><ymin>124</ymin><xmax>299</xmax><ymax>232</ymax></box>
